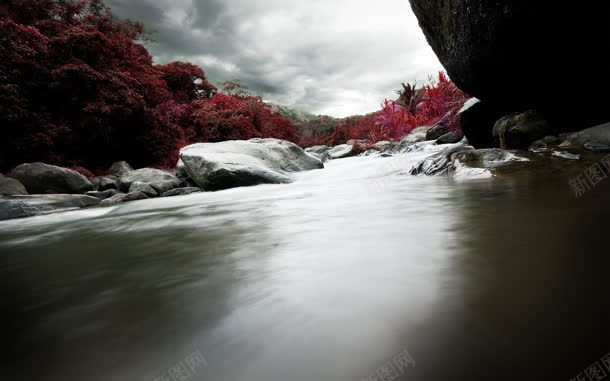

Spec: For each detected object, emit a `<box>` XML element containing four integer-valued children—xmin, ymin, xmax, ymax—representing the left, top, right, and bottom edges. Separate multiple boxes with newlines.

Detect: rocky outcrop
<box><xmin>0</xmin><ymin>174</ymin><xmax>28</xmax><ymax>196</ymax></box>
<box><xmin>0</xmin><ymin>194</ymin><xmax>101</xmax><ymax>220</ymax></box>
<box><xmin>180</xmin><ymin>138</ymin><xmax>323</xmax><ymax>191</ymax></box>
<box><xmin>117</xmin><ymin>168</ymin><xmax>180</xmax><ymax>194</ymax></box>
<box><xmin>409</xmin><ymin>1</ymin><xmax>610</xmax><ymax>129</ymax></box>
<box><xmin>10</xmin><ymin>163</ymin><xmax>93</xmax><ymax>194</ymax></box>
<box><xmin>160</xmin><ymin>187</ymin><xmax>204</xmax><ymax>197</ymax></box>
<box><xmin>458</xmin><ymin>99</ymin><xmax>506</xmax><ymax>148</ymax></box>
<box><xmin>108</xmin><ymin>161</ymin><xmax>133</xmax><ymax>177</ymax></box>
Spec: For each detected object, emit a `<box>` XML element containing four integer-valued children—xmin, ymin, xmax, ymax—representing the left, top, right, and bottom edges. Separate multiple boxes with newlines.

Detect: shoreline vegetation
<box><xmin>2</xmin><ymin>0</ymin><xmax>609</xmax><ymax>221</ymax></box>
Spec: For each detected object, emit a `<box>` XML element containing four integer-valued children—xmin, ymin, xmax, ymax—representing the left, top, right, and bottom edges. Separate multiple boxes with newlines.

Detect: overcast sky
<box><xmin>106</xmin><ymin>0</ymin><xmax>442</xmax><ymax>117</ymax></box>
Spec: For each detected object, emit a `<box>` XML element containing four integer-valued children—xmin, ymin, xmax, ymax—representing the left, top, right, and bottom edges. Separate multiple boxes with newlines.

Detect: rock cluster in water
<box><xmin>0</xmin><ymin>138</ymin><xmax>325</xmax><ymax>221</ymax></box>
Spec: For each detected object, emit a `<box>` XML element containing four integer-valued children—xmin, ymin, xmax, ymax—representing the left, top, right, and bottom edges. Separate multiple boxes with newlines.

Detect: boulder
<box><xmin>305</xmin><ymin>145</ymin><xmax>332</xmax><ymax>161</ymax></box>
<box><xmin>0</xmin><ymin>199</ymin><xmax>39</xmax><ymax>220</ymax></box>
<box><xmin>117</xmin><ymin>168</ymin><xmax>180</xmax><ymax>194</ymax></box>
<box><xmin>426</xmin><ymin>125</ymin><xmax>449</xmax><ymax>141</ymax></box>
<box><xmin>11</xmin><ymin>163</ymin><xmax>93</xmax><ymax>194</ymax></box>
<box><xmin>327</xmin><ymin>144</ymin><xmax>354</xmax><ymax>160</ymax></box>
<box><xmin>409</xmin><ymin>1</ymin><xmax>610</xmax><ymax>127</ymax></box>
<box><xmin>108</xmin><ymin>161</ymin><xmax>133</xmax><ymax>177</ymax></box>
<box><xmin>91</xmin><ymin>176</ymin><xmax>117</xmax><ymax>191</ymax></box>
<box><xmin>559</xmin><ymin>123</ymin><xmax>610</xmax><ymax>149</ymax></box>
<box><xmin>86</xmin><ymin>189</ymin><xmax>122</xmax><ymax>200</ymax></box>
<box><xmin>129</xmin><ymin>181</ymin><xmax>158</xmax><ymax>197</ymax></box>
<box><xmin>0</xmin><ymin>174</ymin><xmax>28</xmax><ymax>196</ymax></box>
<box><xmin>180</xmin><ymin>138</ymin><xmax>324</xmax><ymax>191</ymax></box>
<box><xmin>436</xmin><ymin>132</ymin><xmax>462</xmax><ymax>145</ymax></box>
<box><xmin>100</xmin><ymin>191</ymin><xmax>149</xmax><ymax>206</ymax></box>
<box><xmin>458</xmin><ymin>99</ymin><xmax>505</xmax><ymax>148</ymax></box>
<box><xmin>161</xmin><ymin>187</ymin><xmax>204</xmax><ymax>197</ymax></box>
<box><xmin>492</xmin><ymin>110</ymin><xmax>552</xmax><ymax>149</ymax></box>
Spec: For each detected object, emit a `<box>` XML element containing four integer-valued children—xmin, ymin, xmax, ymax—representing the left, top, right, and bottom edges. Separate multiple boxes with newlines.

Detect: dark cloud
<box><xmin>106</xmin><ymin>0</ymin><xmax>442</xmax><ymax>117</ymax></box>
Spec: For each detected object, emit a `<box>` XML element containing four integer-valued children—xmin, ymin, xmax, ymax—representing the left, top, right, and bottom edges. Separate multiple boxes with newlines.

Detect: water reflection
<box><xmin>0</xmin><ymin>156</ymin><xmax>609</xmax><ymax>381</ymax></box>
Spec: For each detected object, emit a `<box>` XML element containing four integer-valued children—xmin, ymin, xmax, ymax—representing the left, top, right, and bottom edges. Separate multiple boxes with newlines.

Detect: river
<box><xmin>1</xmin><ymin>152</ymin><xmax>609</xmax><ymax>381</ymax></box>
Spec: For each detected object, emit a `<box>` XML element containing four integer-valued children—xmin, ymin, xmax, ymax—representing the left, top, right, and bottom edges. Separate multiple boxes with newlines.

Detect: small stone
<box><xmin>161</xmin><ymin>187</ymin><xmax>204</xmax><ymax>197</ymax></box>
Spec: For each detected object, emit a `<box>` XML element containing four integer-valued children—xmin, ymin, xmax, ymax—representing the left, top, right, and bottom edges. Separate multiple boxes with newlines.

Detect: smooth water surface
<box><xmin>1</xmin><ymin>153</ymin><xmax>609</xmax><ymax>381</ymax></box>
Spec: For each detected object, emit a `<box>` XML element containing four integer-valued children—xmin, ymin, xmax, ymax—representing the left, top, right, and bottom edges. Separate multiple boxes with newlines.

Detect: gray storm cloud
<box><xmin>106</xmin><ymin>0</ymin><xmax>442</xmax><ymax>117</ymax></box>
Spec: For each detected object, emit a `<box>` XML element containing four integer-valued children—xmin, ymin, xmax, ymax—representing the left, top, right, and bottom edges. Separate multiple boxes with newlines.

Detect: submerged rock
<box><xmin>180</xmin><ymin>139</ymin><xmax>323</xmax><ymax>191</ymax></box>
<box><xmin>117</xmin><ymin>168</ymin><xmax>180</xmax><ymax>194</ymax></box>
<box><xmin>0</xmin><ymin>174</ymin><xmax>28</xmax><ymax>196</ymax></box>
<box><xmin>5</xmin><ymin>194</ymin><xmax>100</xmax><ymax>212</ymax></box>
<box><xmin>108</xmin><ymin>161</ymin><xmax>133</xmax><ymax>177</ymax></box>
<box><xmin>86</xmin><ymin>189</ymin><xmax>122</xmax><ymax>200</ymax></box>
<box><xmin>11</xmin><ymin>163</ymin><xmax>93</xmax><ymax>194</ymax></box>
<box><xmin>492</xmin><ymin>110</ymin><xmax>552</xmax><ymax>149</ymax></box>
<box><xmin>0</xmin><ymin>199</ymin><xmax>39</xmax><ymax>220</ymax></box>
<box><xmin>160</xmin><ymin>187</ymin><xmax>204</xmax><ymax>197</ymax></box>
<box><xmin>100</xmin><ymin>191</ymin><xmax>149</xmax><ymax>205</ymax></box>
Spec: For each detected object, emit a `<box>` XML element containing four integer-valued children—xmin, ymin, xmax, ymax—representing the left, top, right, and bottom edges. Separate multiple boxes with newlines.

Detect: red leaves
<box><xmin>304</xmin><ymin>72</ymin><xmax>469</xmax><ymax>147</ymax></box>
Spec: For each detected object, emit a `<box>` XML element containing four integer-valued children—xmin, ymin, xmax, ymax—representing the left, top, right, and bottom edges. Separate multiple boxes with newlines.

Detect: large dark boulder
<box><xmin>459</xmin><ymin>99</ymin><xmax>506</xmax><ymax>148</ymax></box>
<box><xmin>409</xmin><ymin>1</ymin><xmax>610</xmax><ymax>128</ymax></box>
<box><xmin>10</xmin><ymin>163</ymin><xmax>93</xmax><ymax>194</ymax></box>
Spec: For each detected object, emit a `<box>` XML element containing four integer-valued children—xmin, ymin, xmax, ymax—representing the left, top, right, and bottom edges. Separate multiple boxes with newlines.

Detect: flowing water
<box><xmin>1</xmin><ymin>152</ymin><xmax>609</xmax><ymax>381</ymax></box>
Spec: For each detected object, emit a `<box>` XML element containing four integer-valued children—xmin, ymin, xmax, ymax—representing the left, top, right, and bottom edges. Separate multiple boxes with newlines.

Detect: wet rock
<box><xmin>92</xmin><ymin>175</ymin><xmax>117</xmax><ymax>191</ymax></box>
<box><xmin>7</xmin><ymin>194</ymin><xmax>100</xmax><ymax>211</ymax></box>
<box><xmin>409</xmin><ymin>1</ymin><xmax>609</xmax><ymax>127</ymax></box>
<box><xmin>100</xmin><ymin>191</ymin><xmax>148</xmax><ymax>205</ymax></box>
<box><xmin>11</xmin><ymin>163</ymin><xmax>93</xmax><ymax>194</ymax></box>
<box><xmin>529</xmin><ymin>140</ymin><xmax>548</xmax><ymax>151</ymax></box>
<box><xmin>426</xmin><ymin>125</ymin><xmax>449</xmax><ymax>141</ymax></box>
<box><xmin>492</xmin><ymin>110</ymin><xmax>552</xmax><ymax>149</ymax></box>
<box><xmin>552</xmin><ymin>151</ymin><xmax>580</xmax><ymax>160</ymax></box>
<box><xmin>436</xmin><ymin>132</ymin><xmax>462</xmax><ymax>145</ymax></box>
<box><xmin>108</xmin><ymin>161</ymin><xmax>133</xmax><ymax>177</ymax></box>
<box><xmin>161</xmin><ymin>187</ymin><xmax>204</xmax><ymax>197</ymax></box>
<box><xmin>180</xmin><ymin>138</ymin><xmax>324</xmax><ymax>191</ymax></box>
<box><xmin>118</xmin><ymin>168</ymin><xmax>180</xmax><ymax>194</ymax></box>
<box><xmin>0</xmin><ymin>174</ymin><xmax>28</xmax><ymax>196</ymax></box>
<box><xmin>410</xmin><ymin>146</ymin><xmax>471</xmax><ymax>176</ymax></box>
<box><xmin>129</xmin><ymin>181</ymin><xmax>158</xmax><ymax>197</ymax></box>
<box><xmin>373</xmin><ymin>141</ymin><xmax>394</xmax><ymax>151</ymax></box>
<box><xmin>0</xmin><ymin>199</ymin><xmax>39</xmax><ymax>220</ymax></box>
<box><xmin>327</xmin><ymin>144</ymin><xmax>354</xmax><ymax>160</ymax></box>
<box><xmin>86</xmin><ymin>189</ymin><xmax>122</xmax><ymax>200</ymax></box>
<box><xmin>459</xmin><ymin>99</ymin><xmax>505</xmax><ymax>148</ymax></box>
<box><xmin>305</xmin><ymin>145</ymin><xmax>332</xmax><ymax>161</ymax></box>
<box><xmin>584</xmin><ymin>142</ymin><xmax>610</xmax><ymax>152</ymax></box>
<box><xmin>559</xmin><ymin>122</ymin><xmax>610</xmax><ymax>148</ymax></box>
